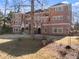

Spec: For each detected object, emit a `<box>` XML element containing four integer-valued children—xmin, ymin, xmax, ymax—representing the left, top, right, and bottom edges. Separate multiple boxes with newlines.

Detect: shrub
<box><xmin>0</xmin><ymin>25</ymin><xmax>12</xmax><ymax>34</ymax></box>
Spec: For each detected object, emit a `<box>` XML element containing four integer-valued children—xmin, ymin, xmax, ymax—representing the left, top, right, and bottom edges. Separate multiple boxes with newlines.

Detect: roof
<box><xmin>25</xmin><ymin>9</ymin><xmax>43</xmax><ymax>14</ymax></box>
<box><xmin>26</xmin><ymin>9</ymin><xmax>48</xmax><ymax>14</ymax></box>
<box><xmin>50</xmin><ymin>3</ymin><xmax>70</xmax><ymax>8</ymax></box>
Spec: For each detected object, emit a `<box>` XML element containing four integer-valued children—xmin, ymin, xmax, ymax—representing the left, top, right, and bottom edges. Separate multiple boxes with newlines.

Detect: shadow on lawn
<box><xmin>0</xmin><ymin>36</ymin><xmax>65</xmax><ymax>57</ymax></box>
<box><xmin>0</xmin><ymin>38</ymin><xmax>43</xmax><ymax>57</ymax></box>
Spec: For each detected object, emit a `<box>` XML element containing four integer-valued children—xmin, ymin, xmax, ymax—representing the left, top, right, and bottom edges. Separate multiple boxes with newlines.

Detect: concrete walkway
<box><xmin>0</xmin><ymin>34</ymin><xmax>31</xmax><ymax>39</ymax></box>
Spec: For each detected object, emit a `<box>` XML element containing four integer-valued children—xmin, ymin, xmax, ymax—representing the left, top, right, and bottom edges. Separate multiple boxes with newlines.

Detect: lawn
<box><xmin>0</xmin><ymin>36</ymin><xmax>79</xmax><ymax>59</ymax></box>
<box><xmin>0</xmin><ymin>37</ymin><xmax>43</xmax><ymax>59</ymax></box>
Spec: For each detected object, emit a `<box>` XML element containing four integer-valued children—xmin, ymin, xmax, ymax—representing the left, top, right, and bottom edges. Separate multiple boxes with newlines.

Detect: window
<box><xmin>44</xmin><ymin>28</ymin><xmax>47</xmax><ymax>32</ymax></box>
<box><xmin>53</xmin><ymin>28</ymin><xmax>57</xmax><ymax>32</ymax></box>
<box><xmin>57</xmin><ymin>28</ymin><xmax>63</xmax><ymax>33</ymax></box>
<box><xmin>52</xmin><ymin>16</ymin><xmax>63</xmax><ymax>20</ymax></box>
<box><xmin>52</xmin><ymin>27</ymin><xmax>63</xmax><ymax>33</ymax></box>
<box><xmin>14</xmin><ymin>28</ymin><xmax>18</xmax><ymax>32</ymax></box>
<box><xmin>25</xmin><ymin>27</ymin><xmax>28</xmax><ymax>30</ymax></box>
<box><xmin>60</xmin><ymin>16</ymin><xmax>63</xmax><ymax>20</ymax></box>
<box><xmin>55</xmin><ymin>7</ymin><xmax>64</xmax><ymax>13</ymax></box>
<box><xmin>52</xmin><ymin>16</ymin><xmax>57</xmax><ymax>20</ymax></box>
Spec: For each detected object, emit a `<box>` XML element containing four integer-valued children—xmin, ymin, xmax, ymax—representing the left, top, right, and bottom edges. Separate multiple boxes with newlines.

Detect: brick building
<box><xmin>11</xmin><ymin>3</ymin><xmax>72</xmax><ymax>35</ymax></box>
<box><xmin>11</xmin><ymin>13</ymin><xmax>30</xmax><ymax>33</ymax></box>
<box><xmin>41</xmin><ymin>3</ymin><xmax>72</xmax><ymax>35</ymax></box>
<box><xmin>11</xmin><ymin>9</ymin><xmax>49</xmax><ymax>33</ymax></box>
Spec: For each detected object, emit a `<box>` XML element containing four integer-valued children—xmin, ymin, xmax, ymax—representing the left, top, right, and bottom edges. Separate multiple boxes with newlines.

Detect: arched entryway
<box><xmin>21</xmin><ymin>28</ymin><xmax>24</xmax><ymax>33</ymax></box>
<box><xmin>37</xmin><ymin>28</ymin><xmax>41</xmax><ymax>34</ymax></box>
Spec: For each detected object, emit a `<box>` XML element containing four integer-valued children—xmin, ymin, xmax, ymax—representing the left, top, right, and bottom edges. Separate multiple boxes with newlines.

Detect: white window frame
<box><xmin>55</xmin><ymin>7</ymin><xmax>64</xmax><ymax>13</ymax></box>
<box><xmin>57</xmin><ymin>28</ymin><xmax>63</xmax><ymax>33</ymax></box>
<box><xmin>52</xmin><ymin>16</ymin><xmax>63</xmax><ymax>20</ymax></box>
<box><xmin>59</xmin><ymin>16</ymin><xmax>63</xmax><ymax>20</ymax></box>
<box><xmin>52</xmin><ymin>27</ymin><xmax>63</xmax><ymax>33</ymax></box>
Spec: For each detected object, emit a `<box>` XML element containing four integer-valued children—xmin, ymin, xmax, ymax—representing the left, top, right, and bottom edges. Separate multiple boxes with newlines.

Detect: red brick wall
<box><xmin>42</xmin><ymin>25</ymin><xmax>71</xmax><ymax>35</ymax></box>
<box><xmin>41</xmin><ymin>4</ymin><xmax>72</xmax><ymax>35</ymax></box>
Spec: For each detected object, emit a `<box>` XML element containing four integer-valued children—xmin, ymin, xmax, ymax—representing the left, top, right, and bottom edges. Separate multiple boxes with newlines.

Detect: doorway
<box><xmin>37</xmin><ymin>28</ymin><xmax>41</xmax><ymax>34</ymax></box>
<box><xmin>21</xmin><ymin>28</ymin><xmax>24</xmax><ymax>33</ymax></box>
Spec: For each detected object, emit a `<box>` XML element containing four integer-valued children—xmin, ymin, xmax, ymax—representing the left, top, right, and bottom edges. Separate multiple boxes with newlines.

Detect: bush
<box><xmin>0</xmin><ymin>25</ymin><xmax>12</xmax><ymax>34</ymax></box>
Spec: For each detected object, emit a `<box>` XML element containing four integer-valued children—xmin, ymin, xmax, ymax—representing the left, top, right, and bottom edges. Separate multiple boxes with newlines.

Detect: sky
<box><xmin>0</xmin><ymin>0</ymin><xmax>79</xmax><ymax>23</ymax></box>
<box><xmin>0</xmin><ymin>0</ymin><xmax>79</xmax><ymax>13</ymax></box>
